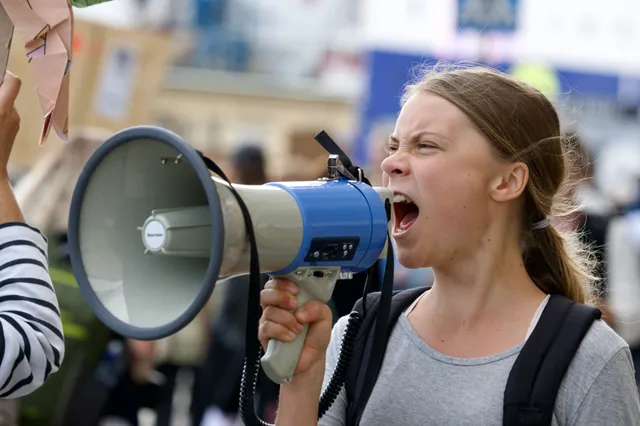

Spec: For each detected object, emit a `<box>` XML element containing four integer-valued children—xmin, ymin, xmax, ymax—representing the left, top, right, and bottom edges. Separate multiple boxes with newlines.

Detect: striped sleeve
<box><xmin>0</xmin><ymin>223</ymin><xmax>65</xmax><ymax>398</ymax></box>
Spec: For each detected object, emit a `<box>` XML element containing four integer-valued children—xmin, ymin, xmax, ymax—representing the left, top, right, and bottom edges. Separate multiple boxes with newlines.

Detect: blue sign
<box><xmin>457</xmin><ymin>0</ymin><xmax>519</xmax><ymax>33</ymax></box>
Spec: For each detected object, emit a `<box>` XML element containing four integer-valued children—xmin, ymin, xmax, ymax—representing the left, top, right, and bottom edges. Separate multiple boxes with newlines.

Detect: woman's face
<box><xmin>381</xmin><ymin>91</ymin><xmax>513</xmax><ymax>269</ymax></box>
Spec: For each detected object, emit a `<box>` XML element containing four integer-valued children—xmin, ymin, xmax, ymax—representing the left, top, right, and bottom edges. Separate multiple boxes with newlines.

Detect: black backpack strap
<box><xmin>345</xmin><ymin>286</ymin><xmax>429</xmax><ymax>426</ymax></box>
<box><xmin>503</xmin><ymin>295</ymin><xmax>602</xmax><ymax>426</ymax></box>
<box><xmin>344</xmin><ymin>290</ymin><xmax>386</xmax><ymax>402</ymax></box>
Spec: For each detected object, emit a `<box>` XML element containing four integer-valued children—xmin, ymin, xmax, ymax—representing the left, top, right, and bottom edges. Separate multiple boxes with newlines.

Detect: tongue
<box><xmin>400</xmin><ymin>209</ymin><xmax>419</xmax><ymax>228</ymax></box>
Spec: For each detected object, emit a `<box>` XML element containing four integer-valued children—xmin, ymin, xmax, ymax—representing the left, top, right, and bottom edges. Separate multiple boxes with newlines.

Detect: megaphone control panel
<box><xmin>303</xmin><ymin>237</ymin><xmax>360</xmax><ymax>262</ymax></box>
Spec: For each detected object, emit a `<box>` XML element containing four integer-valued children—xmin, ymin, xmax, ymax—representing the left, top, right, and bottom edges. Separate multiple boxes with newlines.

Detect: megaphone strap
<box><xmin>195</xmin><ymin>150</ymin><xmax>265</xmax><ymax>425</ymax></box>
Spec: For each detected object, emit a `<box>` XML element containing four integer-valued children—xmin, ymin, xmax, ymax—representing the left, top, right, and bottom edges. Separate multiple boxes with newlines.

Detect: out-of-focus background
<box><xmin>5</xmin><ymin>1</ymin><xmax>640</xmax><ymax>425</ymax></box>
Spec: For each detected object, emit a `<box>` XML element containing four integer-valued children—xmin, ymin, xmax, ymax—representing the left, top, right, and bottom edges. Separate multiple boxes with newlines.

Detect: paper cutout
<box><xmin>70</xmin><ymin>0</ymin><xmax>113</xmax><ymax>7</ymax></box>
<box><xmin>0</xmin><ymin>2</ymin><xmax>13</xmax><ymax>85</ymax></box>
<box><xmin>0</xmin><ymin>0</ymin><xmax>73</xmax><ymax>145</ymax></box>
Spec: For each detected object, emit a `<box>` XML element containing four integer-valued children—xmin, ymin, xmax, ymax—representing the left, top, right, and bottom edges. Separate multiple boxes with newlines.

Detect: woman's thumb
<box><xmin>0</xmin><ymin>72</ymin><xmax>21</xmax><ymax>108</ymax></box>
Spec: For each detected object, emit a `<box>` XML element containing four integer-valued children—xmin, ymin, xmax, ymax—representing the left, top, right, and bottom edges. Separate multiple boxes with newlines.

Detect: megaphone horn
<box><xmin>68</xmin><ymin>125</ymin><xmax>393</xmax><ymax>386</ymax></box>
<box><xmin>68</xmin><ymin>126</ymin><xmax>226</xmax><ymax>340</ymax></box>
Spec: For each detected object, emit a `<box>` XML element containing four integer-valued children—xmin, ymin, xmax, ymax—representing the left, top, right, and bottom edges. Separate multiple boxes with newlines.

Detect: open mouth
<box><xmin>392</xmin><ymin>193</ymin><xmax>419</xmax><ymax>234</ymax></box>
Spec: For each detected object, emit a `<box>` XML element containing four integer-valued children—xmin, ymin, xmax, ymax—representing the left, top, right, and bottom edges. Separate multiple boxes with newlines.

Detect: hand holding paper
<box><xmin>0</xmin><ymin>0</ymin><xmax>73</xmax><ymax>145</ymax></box>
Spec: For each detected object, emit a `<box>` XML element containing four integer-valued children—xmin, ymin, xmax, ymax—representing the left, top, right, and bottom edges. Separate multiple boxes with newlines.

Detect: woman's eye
<box><xmin>417</xmin><ymin>143</ymin><xmax>435</xmax><ymax>151</ymax></box>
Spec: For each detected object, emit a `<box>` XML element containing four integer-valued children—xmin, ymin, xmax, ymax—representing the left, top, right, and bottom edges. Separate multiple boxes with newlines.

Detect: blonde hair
<box><xmin>402</xmin><ymin>63</ymin><xmax>598</xmax><ymax>305</ymax></box>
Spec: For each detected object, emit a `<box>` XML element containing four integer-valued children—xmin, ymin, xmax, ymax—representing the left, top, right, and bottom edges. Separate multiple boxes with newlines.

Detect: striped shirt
<box><xmin>0</xmin><ymin>222</ymin><xmax>64</xmax><ymax>398</ymax></box>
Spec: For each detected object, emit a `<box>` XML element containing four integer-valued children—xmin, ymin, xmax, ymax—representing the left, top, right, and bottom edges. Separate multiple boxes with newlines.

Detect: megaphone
<box><xmin>68</xmin><ymin>126</ymin><xmax>393</xmax><ymax>386</ymax></box>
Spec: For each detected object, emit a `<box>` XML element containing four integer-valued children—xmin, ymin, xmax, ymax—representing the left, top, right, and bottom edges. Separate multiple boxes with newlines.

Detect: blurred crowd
<box><xmin>6</xmin><ymin>121</ymin><xmax>640</xmax><ymax>426</ymax></box>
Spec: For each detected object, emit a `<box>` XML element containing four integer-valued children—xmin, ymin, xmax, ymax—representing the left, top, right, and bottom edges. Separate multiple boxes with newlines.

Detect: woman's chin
<box><xmin>394</xmin><ymin>248</ymin><xmax>427</xmax><ymax>270</ymax></box>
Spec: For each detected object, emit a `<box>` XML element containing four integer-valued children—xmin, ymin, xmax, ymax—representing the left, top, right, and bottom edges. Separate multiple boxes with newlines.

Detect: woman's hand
<box><xmin>0</xmin><ymin>72</ymin><xmax>21</xmax><ymax>180</ymax></box>
<box><xmin>0</xmin><ymin>72</ymin><xmax>24</xmax><ymax>223</ymax></box>
<box><xmin>258</xmin><ymin>278</ymin><xmax>333</xmax><ymax>379</ymax></box>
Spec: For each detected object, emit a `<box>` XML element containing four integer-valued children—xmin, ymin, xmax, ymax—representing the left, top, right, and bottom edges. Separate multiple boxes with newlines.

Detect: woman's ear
<box><xmin>490</xmin><ymin>162</ymin><xmax>529</xmax><ymax>203</ymax></box>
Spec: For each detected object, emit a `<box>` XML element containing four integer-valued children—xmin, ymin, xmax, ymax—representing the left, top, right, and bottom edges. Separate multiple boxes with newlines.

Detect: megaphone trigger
<box><xmin>261</xmin><ymin>267</ymin><xmax>340</xmax><ymax>384</ymax></box>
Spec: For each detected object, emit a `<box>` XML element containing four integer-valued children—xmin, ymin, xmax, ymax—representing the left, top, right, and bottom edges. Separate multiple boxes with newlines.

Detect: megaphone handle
<box><xmin>261</xmin><ymin>268</ymin><xmax>340</xmax><ymax>384</ymax></box>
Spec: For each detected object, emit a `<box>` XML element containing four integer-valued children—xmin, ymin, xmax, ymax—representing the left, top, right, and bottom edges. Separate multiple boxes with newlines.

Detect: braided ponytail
<box><xmin>522</xmin><ymin>222</ymin><xmax>597</xmax><ymax>305</ymax></box>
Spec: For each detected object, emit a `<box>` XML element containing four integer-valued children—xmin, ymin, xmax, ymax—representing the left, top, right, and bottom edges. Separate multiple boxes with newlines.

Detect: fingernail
<box><xmin>288</xmin><ymin>285</ymin><xmax>299</xmax><ymax>295</ymax></box>
<box><xmin>287</xmin><ymin>331</ymin><xmax>297</xmax><ymax>341</ymax></box>
<box><xmin>295</xmin><ymin>311</ymin><xmax>305</xmax><ymax>322</ymax></box>
<box><xmin>296</xmin><ymin>323</ymin><xmax>304</xmax><ymax>332</ymax></box>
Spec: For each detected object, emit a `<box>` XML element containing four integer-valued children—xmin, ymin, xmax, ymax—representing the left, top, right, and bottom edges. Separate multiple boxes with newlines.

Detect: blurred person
<box><xmin>228</xmin><ymin>144</ymin><xmax>268</xmax><ymax>184</ymax></box>
<box><xmin>0</xmin><ymin>71</ymin><xmax>65</xmax><ymax>408</ymax></box>
<box><xmin>365</xmin><ymin>118</ymin><xmax>397</xmax><ymax>188</ymax></box>
<box><xmin>552</xmin><ymin>133</ymin><xmax>616</xmax><ymax>326</ymax></box>
<box><xmin>607</xmin><ymin>175</ymin><xmax>640</xmax><ymax>389</ymax></box>
<box><xmin>97</xmin><ymin>339</ymin><xmax>162</xmax><ymax>426</ymax></box>
<box><xmin>152</xmin><ymin>302</ymin><xmax>210</xmax><ymax>426</ymax></box>
<box><xmin>258</xmin><ymin>65</ymin><xmax>640</xmax><ymax>425</ymax></box>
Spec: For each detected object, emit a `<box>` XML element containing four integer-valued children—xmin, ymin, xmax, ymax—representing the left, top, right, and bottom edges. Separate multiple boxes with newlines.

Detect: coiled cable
<box><xmin>240</xmin><ymin>311</ymin><xmax>363</xmax><ymax>425</ymax></box>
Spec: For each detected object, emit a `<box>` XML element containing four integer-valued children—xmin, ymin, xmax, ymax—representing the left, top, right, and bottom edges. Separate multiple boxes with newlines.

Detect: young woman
<box><xmin>257</xmin><ymin>65</ymin><xmax>640</xmax><ymax>425</ymax></box>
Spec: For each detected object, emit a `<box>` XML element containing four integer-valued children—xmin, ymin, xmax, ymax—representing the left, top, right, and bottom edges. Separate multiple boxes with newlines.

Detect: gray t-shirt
<box><xmin>320</xmin><ymin>302</ymin><xmax>640</xmax><ymax>425</ymax></box>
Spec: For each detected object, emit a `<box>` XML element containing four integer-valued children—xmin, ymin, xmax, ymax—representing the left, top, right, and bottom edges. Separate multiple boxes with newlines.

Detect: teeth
<box><xmin>393</xmin><ymin>194</ymin><xmax>413</xmax><ymax>204</ymax></box>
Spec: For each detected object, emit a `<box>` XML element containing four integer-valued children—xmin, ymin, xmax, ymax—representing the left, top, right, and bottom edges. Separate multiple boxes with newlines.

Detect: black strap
<box><xmin>345</xmin><ymin>286</ymin><xmax>429</xmax><ymax>425</ymax></box>
<box><xmin>351</xmin><ymin>237</ymin><xmax>394</xmax><ymax>420</ymax></box>
<box><xmin>196</xmin><ymin>151</ymin><xmax>264</xmax><ymax>423</ymax></box>
<box><xmin>344</xmin><ymin>290</ymin><xmax>385</xmax><ymax>421</ymax></box>
<box><xmin>503</xmin><ymin>295</ymin><xmax>601</xmax><ymax>426</ymax></box>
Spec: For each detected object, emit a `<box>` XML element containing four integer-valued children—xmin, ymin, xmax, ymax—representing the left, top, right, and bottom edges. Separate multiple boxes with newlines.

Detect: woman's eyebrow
<box><xmin>389</xmin><ymin>131</ymin><xmax>451</xmax><ymax>144</ymax></box>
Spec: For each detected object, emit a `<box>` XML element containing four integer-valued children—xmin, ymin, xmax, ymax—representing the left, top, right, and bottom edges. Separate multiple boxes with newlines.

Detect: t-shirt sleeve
<box><xmin>318</xmin><ymin>315</ymin><xmax>350</xmax><ymax>426</ymax></box>
<box><xmin>0</xmin><ymin>223</ymin><xmax>65</xmax><ymax>398</ymax></box>
<box><xmin>569</xmin><ymin>347</ymin><xmax>640</xmax><ymax>426</ymax></box>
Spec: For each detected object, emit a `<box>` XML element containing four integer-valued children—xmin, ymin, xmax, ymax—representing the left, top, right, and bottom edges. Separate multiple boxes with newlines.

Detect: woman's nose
<box><xmin>381</xmin><ymin>152</ymin><xmax>410</xmax><ymax>178</ymax></box>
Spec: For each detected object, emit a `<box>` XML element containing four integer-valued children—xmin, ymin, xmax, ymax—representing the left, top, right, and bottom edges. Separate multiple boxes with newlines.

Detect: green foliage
<box><xmin>70</xmin><ymin>0</ymin><xmax>114</xmax><ymax>8</ymax></box>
